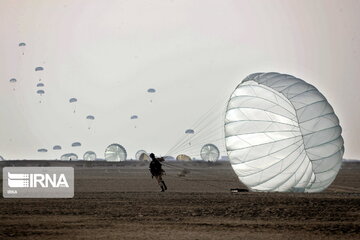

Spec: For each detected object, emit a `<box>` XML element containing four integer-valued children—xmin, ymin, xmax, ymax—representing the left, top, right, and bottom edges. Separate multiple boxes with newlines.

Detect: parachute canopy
<box><xmin>86</xmin><ymin>115</ymin><xmax>95</xmax><ymax>120</ymax></box>
<box><xmin>139</xmin><ymin>153</ymin><xmax>150</xmax><ymax>161</ymax></box>
<box><xmin>69</xmin><ymin>98</ymin><xmax>77</xmax><ymax>103</ymax></box>
<box><xmin>19</xmin><ymin>42</ymin><xmax>26</xmax><ymax>47</ymax></box>
<box><xmin>0</xmin><ymin>156</ymin><xmax>4</xmax><ymax>160</ymax></box>
<box><xmin>200</xmin><ymin>144</ymin><xmax>220</xmax><ymax>162</ymax></box>
<box><xmin>147</xmin><ymin>88</ymin><xmax>156</xmax><ymax>93</ymax></box>
<box><xmin>224</xmin><ymin>72</ymin><xmax>344</xmax><ymax>193</ymax></box>
<box><xmin>105</xmin><ymin>144</ymin><xmax>127</xmax><ymax>162</ymax></box>
<box><xmin>9</xmin><ymin>78</ymin><xmax>17</xmax><ymax>83</ymax></box>
<box><xmin>135</xmin><ymin>150</ymin><xmax>147</xmax><ymax>160</ymax></box>
<box><xmin>71</xmin><ymin>142</ymin><xmax>81</xmax><ymax>147</ymax></box>
<box><xmin>130</xmin><ymin>115</ymin><xmax>138</xmax><ymax>120</ymax></box>
<box><xmin>37</xmin><ymin>90</ymin><xmax>45</xmax><ymax>95</ymax></box>
<box><xmin>37</xmin><ymin>148</ymin><xmax>48</xmax><ymax>153</ymax></box>
<box><xmin>61</xmin><ymin>153</ymin><xmax>78</xmax><ymax>161</ymax></box>
<box><xmin>37</xmin><ymin>83</ymin><xmax>44</xmax><ymax>87</ymax></box>
<box><xmin>53</xmin><ymin>145</ymin><xmax>62</xmax><ymax>150</ymax></box>
<box><xmin>176</xmin><ymin>154</ymin><xmax>191</xmax><ymax>161</ymax></box>
<box><xmin>83</xmin><ymin>151</ymin><xmax>96</xmax><ymax>161</ymax></box>
<box><xmin>185</xmin><ymin>129</ymin><xmax>195</xmax><ymax>134</ymax></box>
<box><xmin>35</xmin><ymin>67</ymin><xmax>44</xmax><ymax>71</ymax></box>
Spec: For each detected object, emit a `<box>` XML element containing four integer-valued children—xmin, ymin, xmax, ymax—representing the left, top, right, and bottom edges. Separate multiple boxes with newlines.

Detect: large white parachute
<box><xmin>224</xmin><ymin>72</ymin><xmax>344</xmax><ymax>193</ymax></box>
<box><xmin>83</xmin><ymin>151</ymin><xmax>96</xmax><ymax>161</ymax></box>
<box><xmin>61</xmin><ymin>153</ymin><xmax>78</xmax><ymax>161</ymax></box>
<box><xmin>105</xmin><ymin>144</ymin><xmax>127</xmax><ymax>162</ymax></box>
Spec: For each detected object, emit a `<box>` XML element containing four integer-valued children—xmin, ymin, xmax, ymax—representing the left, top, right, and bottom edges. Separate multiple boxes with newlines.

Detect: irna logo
<box><xmin>8</xmin><ymin>172</ymin><xmax>69</xmax><ymax>188</ymax></box>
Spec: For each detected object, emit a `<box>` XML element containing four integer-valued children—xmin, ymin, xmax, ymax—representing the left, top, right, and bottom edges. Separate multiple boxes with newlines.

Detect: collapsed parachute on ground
<box><xmin>200</xmin><ymin>144</ymin><xmax>220</xmax><ymax>162</ymax></box>
<box><xmin>37</xmin><ymin>148</ymin><xmax>48</xmax><ymax>153</ymax></box>
<box><xmin>35</xmin><ymin>67</ymin><xmax>44</xmax><ymax>71</ymax></box>
<box><xmin>83</xmin><ymin>151</ymin><xmax>96</xmax><ymax>161</ymax></box>
<box><xmin>53</xmin><ymin>145</ymin><xmax>62</xmax><ymax>150</ymax></box>
<box><xmin>71</xmin><ymin>142</ymin><xmax>81</xmax><ymax>147</ymax></box>
<box><xmin>225</xmin><ymin>72</ymin><xmax>344</xmax><ymax>193</ymax></box>
<box><xmin>61</xmin><ymin>153</ymin><xmax>78</xmax><ymax>161</ymax></box>
<box><xmin>135</xmin><ymin>150</ymin><xmax>147</xmax><ymax>160</ymax></box>
<box><xmin>176</xmin><ymin>154</ymin><xmax>191</xmax><ymax>161</ymax></box>
<box><xmin>105</xmin><ymin>144</ymin><xmax>127</xmax><ymax>161</ymax></box>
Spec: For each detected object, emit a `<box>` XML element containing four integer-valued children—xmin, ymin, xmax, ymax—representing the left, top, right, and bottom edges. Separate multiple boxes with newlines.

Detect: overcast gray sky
<box><xmin>0</xmin><ymin>0</ymin><xmax>359</xmax><ymax>160</ymax></box>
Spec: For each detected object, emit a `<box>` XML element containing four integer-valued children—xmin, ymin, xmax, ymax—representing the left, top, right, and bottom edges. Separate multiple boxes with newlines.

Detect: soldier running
<box><xmin>149</xmin><ymin>153</ymin><xmax>167</xmax><ymax>192</ymax></box>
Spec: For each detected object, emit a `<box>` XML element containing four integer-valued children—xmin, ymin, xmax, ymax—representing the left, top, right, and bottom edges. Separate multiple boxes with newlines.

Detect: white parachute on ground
<box><xmin>176</xmin><ymin>154</ymin><xmax>191</xmax><ymax>161</ymax></box>
<box><xmin>53</xmin><ymin>145</ymin><xmax>62</xmax><ymax>150</ymax></box>
<box><xmin>61</xmin><ymin>153</ymin><xmax>78</xmax><ymax>161</ymax></box>
<box><xmin>105</xmin><ymin>144</ymin><xmax>127</xmax><ymax>161</ymax></box>
<box><xmin>83</xmin><ymin>151</ymin><xmax>96</xmax><ymax>161</ymax></box>
<box><xmin>224</xmin><ymin>72</ymin><xmax>344</xmax><ymax>193</ymax></box>
<box><xmin>200</xmin><ymin>144</ymin><xmax>220</xmax><ymax>162</ymax></box>
<box><xmin>135</xmin><ymin>150</ymin><xmax>147</xmax><ymax>160</ymax></box>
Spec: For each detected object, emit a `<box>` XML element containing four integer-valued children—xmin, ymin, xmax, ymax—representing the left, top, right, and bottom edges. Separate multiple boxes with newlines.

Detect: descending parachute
<box><xmin>19</xmin><ymin>42</ymin><xmax>26</xmax><ymax>55</ymax></box>
<box><xmin>147</xmin><ymin>88</ymin><xmax>156</xmax><ymax>103</ymax></box>
<box><xmin>135</xmin><ymin>150</ymin><xmax>147</xmax><ymax>160</ymax></box>
<box><xmin>83</xmin><ymin>151</ymin><xmax>96</xmax><ymax>161</ymax></box>
<box><xmin>69</xmin><ymin>98</ymin><xmax>78</xmax><ymax>113</ymax></box>
<box><xmin>35</xmin><ymin>67</ymin><xmax>44</xmax><ymax>71</ymax></box>
<box><xmin>86</xmin><ymin>115</ymin><xmax>95</xmax><ymax>130</ymax></box>
<box><xmin>224</xmin><ymin>72</ymin><xmax>344</xmax><ymax>193</ymax></box>
<box><xmin>53</xmin><ymin>145</ymin><xmax>62</xmax><ymax>150</ymax></box>
<box><xmin>37</xmin><ymin>83</ymin><xmax>44</xmax><ymax>87</ymax></box>
<box><xmin>61</xmin><ymin>153</ymin><xmax>78</xmax><ymax>161</ymax></box>
<box><xmin>130</xmin><ymin>115</ymin><xmax>138</xmax><ymax>128</ymax></box>
<box><xmin>200</xmin><ymin>144</ymin><xmax>220</xmax><ymax>162</ymax></box>
<box><xmin>176</xmin><ymin>154</ymin><xmax>191</xmax><ymax>161</ymax></box>
<box><xmin>36</xmin><ymin>89</ymin><xmax>45</xmax><ymax>103</ymax></box>
<box><xmin>9</xmin><ymin>78</ymin><xmax>17</xmax><ymax>91</ymax></box>
<box><xmin>185</xmin><ymin>129</ymin><xmax>195</xmax><ymax>146</ymax></box>
<box><xmin>37</xmin><ymin>148</ymin><xmax>48</xmax><ymax>153</ymax></box>
<box><xmin>104</xmin><ymin>143</ymin><xmax>127</xmax><ymax>162</ymax></box>
<box><xmin>72</xmin><ymin>142</ymin><xmax>81</xmax><ymax>147</ymax></box>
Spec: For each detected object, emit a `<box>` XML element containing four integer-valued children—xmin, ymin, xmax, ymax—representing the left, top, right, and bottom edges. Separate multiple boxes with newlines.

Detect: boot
<box><xmin>162</xmin><ymin>181</ymin><xmax>167</xmax><ymax>190</ymax></box>
<box><xmin>160</xmin><ymin>185</ymin><xmax>165</xmax><ymax>192</ymax></box>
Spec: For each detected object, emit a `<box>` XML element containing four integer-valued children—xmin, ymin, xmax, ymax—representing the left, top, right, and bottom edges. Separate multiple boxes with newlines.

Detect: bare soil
<box><xmin>0</xmin><ymin>161</ymin><xmax>359</xmax><ymax>239</ymax></box>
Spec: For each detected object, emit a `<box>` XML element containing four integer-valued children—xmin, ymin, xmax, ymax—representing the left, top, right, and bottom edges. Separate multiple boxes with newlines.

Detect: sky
<box><xmin>0</xmin><ymin>0</ymin><xmax>359</xmax><ymax>160</ymax></box>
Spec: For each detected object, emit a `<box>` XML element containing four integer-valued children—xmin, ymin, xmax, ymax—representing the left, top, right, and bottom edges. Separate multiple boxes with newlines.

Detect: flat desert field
<box><xmin>0</xmin><ymin>161</ymin><xmax>359</xmax><ymax>239</ymax></box>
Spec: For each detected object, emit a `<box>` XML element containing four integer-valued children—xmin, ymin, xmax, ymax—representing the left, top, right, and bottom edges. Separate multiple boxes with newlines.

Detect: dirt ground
<box><xmin>0</xmin><ymin>161</ymin><xmax>359</xmax><ymax>239</ymax></box>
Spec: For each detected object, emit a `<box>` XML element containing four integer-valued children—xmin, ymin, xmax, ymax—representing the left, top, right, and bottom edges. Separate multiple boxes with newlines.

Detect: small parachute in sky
<box><xmin>86</xmin><ymin>115</ymin><xmax>95</xmax><ymax>130</ymax></box>
<box><xmin>185</xmin><ymin>129</ymin><xmax>195</xmax><ymax>146</ymax></box>
<box><xmin>19</xmin><ymin>42</ymin><xmax>26</xmax><ymax>55</ymax></box>
<box><xmin>130</xmin><ymin>115</ymin><xmax>138</xmax><ymax>128</ymax></box>
<box><xmin>104</xmin><ymin>143</ymin><xmax>127</xmax><ymax>162</ymax></box>
<box><xmin>225</xmin><ymin>72</ymin><xmax>344</xmax><ymax>193</ymax></box>
<box><xmin>83</xmin><ymin>151</ymin><xmax>96</xmax><ymax>161</ymax></box>
<box><xmin>61</xmin><ymin>153</ymin><xmax>78</xmax><ymax>161</ymax></box>
<box><xmin>53</xmin><ymin>145</ymin><xmax>62</xmax><ymax>150</ymax></box>
<box><xmin>147</xmin><ymin>88</ymin><xmax>156</xmax><ymax>103</ymax></box>
<box><xmin>35</xmin><ymin>67</ymin><xmax>44</xmax><ymax>71</ymax></box>
<box><xmin>71</xmin><ymin>142</ymin><xmax>81</xmax><ymax>147</ymax></box>
<box><xmin>37</xmin><ymin>83</ymin><xmax>44</xmax><ymax>87</ymax></box>
<box><xmin>200</xmin><ymin>144</ymin><xmax>220</xmax><ymax>162</ymax></box>
<box><xmin>37</xmin><ymin>90</ymin><xmax>45</xmax><ymax>103</ymax></box>
<box><xmin>69</xmin><ymin>98</ymin><xmax>78</xmax><ymax>113</ymax></box>
<box><xmin>9</xmin><ymin>78</ymin><xmax>17</xmax><ymax>91</ymax></box>
<box><xmin>37</xmin><ymin>148</ymin><xmax>48</xmax><ymax>153</ymax></box>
